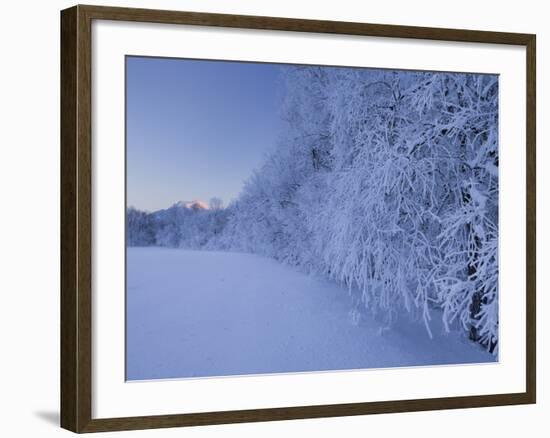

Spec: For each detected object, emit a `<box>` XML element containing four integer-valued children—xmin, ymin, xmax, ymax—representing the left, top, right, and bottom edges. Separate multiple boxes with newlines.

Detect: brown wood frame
<box><xmin>61</xmin><ymin>4</ymin><xmax>536</xmax><ymax>433</ymax></box>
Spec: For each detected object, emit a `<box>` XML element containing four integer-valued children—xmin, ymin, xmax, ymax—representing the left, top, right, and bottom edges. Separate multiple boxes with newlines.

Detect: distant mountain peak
<box><xmin>173</xmin><ymin>200</ymin><xmax>209</xmax><ymax>211</ymax></box>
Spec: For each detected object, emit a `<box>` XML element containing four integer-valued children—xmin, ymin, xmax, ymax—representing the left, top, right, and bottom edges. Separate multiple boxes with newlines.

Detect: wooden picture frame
<box><xmin>61</xmin><ymin>4</ymin><xmax>536</xmax><ymax>433</ymax></box>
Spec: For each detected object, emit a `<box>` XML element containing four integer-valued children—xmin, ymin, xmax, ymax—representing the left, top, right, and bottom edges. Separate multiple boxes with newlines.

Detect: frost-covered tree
<box><xmin>209</xmin><ymin>197</ymin><xmax>223</xmax><ymax>211</ymax></box>
<box><xmin>127</xmin><ymin>207</ymin><xmax>155</xmax><ymax>246</ymax></box>
<box><xmin>126</xmin><ymin>200</ymin><xmax>230</xmax><ymax>251</ymax></box>
<box><xmin>153</xmin><ymin>203</ymin><xmax>186</xmax><ymax>247</ymax></box>
<box><xmin>219</xmin><ymin>66</ymin><xmax>499</xmax><ymax>352</ymax></box>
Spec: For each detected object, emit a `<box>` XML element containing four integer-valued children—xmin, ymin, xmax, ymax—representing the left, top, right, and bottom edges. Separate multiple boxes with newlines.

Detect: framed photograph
<box><xmin>60</xmin><ymin>4</ymin><xmax>536</xmax><ymax>433</ymax></box>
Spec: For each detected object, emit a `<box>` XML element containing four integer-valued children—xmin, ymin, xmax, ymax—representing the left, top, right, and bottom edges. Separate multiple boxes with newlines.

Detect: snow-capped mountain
<box><xmin>173</xmin><ymin>200</ymin><xmax>209</xmax><ymax>211</ymax></box>
<box><xmin>145</xmin><ymin>200</ymin><xmax>210</xmax><ymax>223</ymax></box>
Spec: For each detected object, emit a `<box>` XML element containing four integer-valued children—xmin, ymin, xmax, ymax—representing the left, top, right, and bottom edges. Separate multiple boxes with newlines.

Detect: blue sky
<box><xmin>126</xmin><ymin>56</ymin><xmax>285</xmax><ymax>211</ymax></box>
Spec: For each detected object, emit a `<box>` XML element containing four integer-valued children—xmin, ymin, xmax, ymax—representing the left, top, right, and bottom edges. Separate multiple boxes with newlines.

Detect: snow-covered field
<box><xmin>126</xmin><ymin>247</ymin><xmax>495</xmax><ymax>380</ymax></box>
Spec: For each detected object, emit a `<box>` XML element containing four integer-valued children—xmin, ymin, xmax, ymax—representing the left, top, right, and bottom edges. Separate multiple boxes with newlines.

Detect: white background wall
<box><xmin>0</xmin><ymin>0</ymin><xmax>546</xmax><ymax>436</ymax></box>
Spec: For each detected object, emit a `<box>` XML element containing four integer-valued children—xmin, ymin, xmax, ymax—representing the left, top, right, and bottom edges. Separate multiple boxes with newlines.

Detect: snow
<box><xmin>126</xmin><ymin>247</ymin><xmax>494</xmax><ymax>381</ymax></box>
<box><xmin>174</xmin><ymin>200</ymin><xmax>209</xmax><ymax>210</ymax></box>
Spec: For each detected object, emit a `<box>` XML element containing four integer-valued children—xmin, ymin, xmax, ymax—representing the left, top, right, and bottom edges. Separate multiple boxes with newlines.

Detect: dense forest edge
<box><xmin>128</xmin><ymin>67</ymin><xmax>499</xmax><ymax>354</ymax></box>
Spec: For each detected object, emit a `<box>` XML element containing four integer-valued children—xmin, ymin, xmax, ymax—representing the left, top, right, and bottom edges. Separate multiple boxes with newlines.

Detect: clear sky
<box><xmin>126</xmin><ymin>56</ymin><xmax>285</xmax><ymax>211</ymax></box>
